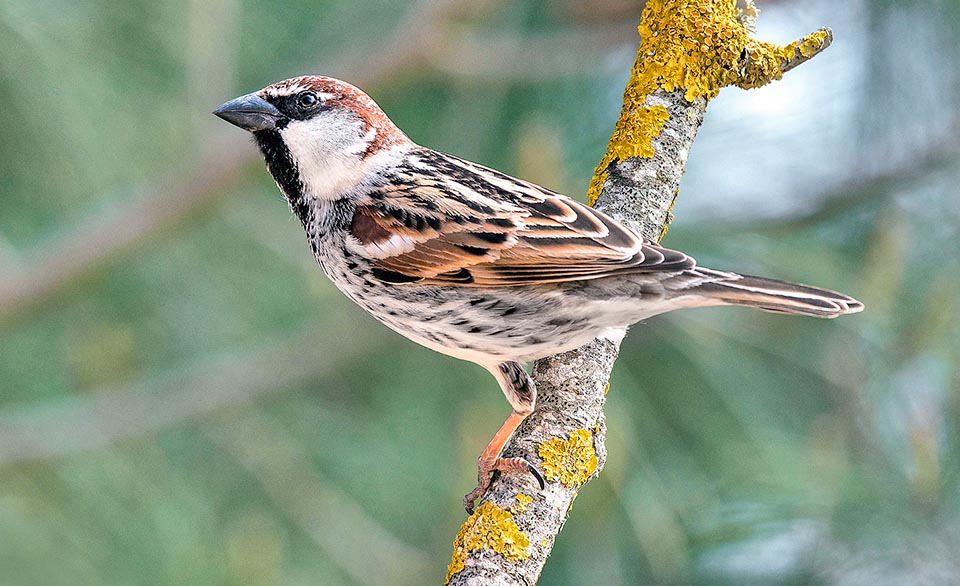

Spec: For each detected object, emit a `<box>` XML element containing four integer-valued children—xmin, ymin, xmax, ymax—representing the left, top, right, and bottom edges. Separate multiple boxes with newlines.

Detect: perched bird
<box><xmin>214</xmin><ymin>76</ymin><xmax>863</xmax><ymax>512</ymax></box>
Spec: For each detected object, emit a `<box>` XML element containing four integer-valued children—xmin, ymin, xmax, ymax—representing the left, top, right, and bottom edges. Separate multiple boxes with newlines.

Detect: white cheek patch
<box><xmin>280</xmin><ymin>111</ymin><xmax>370</xmax><ymax>200</ymax></box>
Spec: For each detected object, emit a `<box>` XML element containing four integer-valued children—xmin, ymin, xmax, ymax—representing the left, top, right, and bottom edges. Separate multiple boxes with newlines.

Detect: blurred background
<box><xmin>1</xmin><ymin>0</ymin><xmax>958</xmax><ymax>584</ymax></box>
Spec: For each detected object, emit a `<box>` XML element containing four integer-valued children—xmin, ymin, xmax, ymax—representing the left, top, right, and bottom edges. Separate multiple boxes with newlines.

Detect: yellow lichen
<box><xmin>633</xmin><ymin>1</ymin><xmax>748</xmax><ymax>103</ymax></box>
<box><xmin>537</xmin><ymin>429</ymin><xmax>599</xmax><ymax>487</ymax></box>
<box><xmin>587</xmin><ymin>1</ymin><xmax>826</xmax><ymax>209</ymax></box>
<box><xmin>444</xmin><ymin>501</ymin><xmax>530</xmax><ymax>585</ymax></box>
<box><xmin>585</xmin><ymin>168</ymin><xmax>608</xmax><ymax>208</ymax></box>
<box><xmin>735</xmin><ymin>30</ymin><xmax>828</xmax><ymax>89</ymax></box>
<box><xmin>798</xmin><ymin>29</ymin><xmax>829</xmax><ymax>57</ymax></box>
<box><xmin>610</xmin><ymin>105</ymin><xmax>670</xmax><ymax>161</ymax></box>
<box><xmin>512</xmin><ymin>493</ymin><xmax>533</xmax><ymax>514</ymax></box>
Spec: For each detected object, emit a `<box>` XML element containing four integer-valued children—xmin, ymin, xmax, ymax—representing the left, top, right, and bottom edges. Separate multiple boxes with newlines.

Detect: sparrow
<box><xmin>214</xmin><ymin>75</ymin><xmax>863</xmax><ymax>512</ymax></box>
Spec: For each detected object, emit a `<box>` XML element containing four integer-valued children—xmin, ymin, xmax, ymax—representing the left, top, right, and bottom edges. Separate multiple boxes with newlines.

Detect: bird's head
<box><xmin>214</xmin><ymin>75</ymin><xmax>411</xmax><ymax>201</ymax></box>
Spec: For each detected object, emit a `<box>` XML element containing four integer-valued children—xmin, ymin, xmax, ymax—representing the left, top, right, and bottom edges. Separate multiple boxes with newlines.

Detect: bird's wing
<box><xmin>347</xmin><ymin>149</ymin><xmax>694</xmax><ymax>286</ymax></box>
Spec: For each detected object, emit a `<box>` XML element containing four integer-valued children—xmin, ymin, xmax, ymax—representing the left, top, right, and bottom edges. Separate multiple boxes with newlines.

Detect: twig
<box><xmin>444</xmin><ymin>2</ymin><xmax>834</xmax><ymax>584</ymax></box>
<box><xmin>733</xmin><ymin>27</ymin><xmax>833</xmax><ymax>90</ymax></box>
<box><xmin>776</xmin><ymin>27</ymin><xmax>834</xmax><ymax>75</ymax></box>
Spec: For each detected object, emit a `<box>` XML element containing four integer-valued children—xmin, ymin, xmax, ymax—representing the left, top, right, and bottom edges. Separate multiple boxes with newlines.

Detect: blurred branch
<box><xmin>206</xmin><ymin>410</ymin><xmax>433</xmax><ymax>586</ymax></box>
<box><xmin>0</xmin><ymin>321</ymin><xmax>423</xmax><ymax>584</ymax></box>
<box><xmin>665</xmin><ymin>311</ymin><xmax>914</xmax><ymax>495</ymax></box>
<box><xmin>0</xmin><ymin>294</ymin><xmax>423</xmax><ymax>581</ymax></box>
<box><xmin>754</xmin><ymin>129</ymin><xmax>960</xmax><ymax>232</ymax></box>
<box><xmin>0</xmin><ymin>320</ymin><xmax>385</xmax><ymax>465</ymax></box>
<box><xmin>326</xmin><ymin>0</ymin><xmax>451</xmax><ymax>85</ymax></box>
<box><xmin>0</xmin><ymin>139</ymin><xmax>252</xmax><ymax>326</ymax></box>
<box><xmin>427</xmin><ymin>24</ymin><xmax>639</xmax><ymax>80</ymax></box>
<box><xmin>445</xmin><ymin>3</ymin><xmax>834</xmax><ymax>584</ymax></box>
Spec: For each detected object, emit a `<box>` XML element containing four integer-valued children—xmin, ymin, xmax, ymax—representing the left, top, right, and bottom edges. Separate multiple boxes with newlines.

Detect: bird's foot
<box><xmin>463</xmin><ymin>457</ymin><xmax>545</xmax><ymax>514</ymax></box>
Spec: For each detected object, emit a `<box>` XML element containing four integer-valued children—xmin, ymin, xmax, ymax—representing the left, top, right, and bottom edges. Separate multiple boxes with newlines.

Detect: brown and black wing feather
<box><xmin>347</xmin><ymin>148</ymin><xmax>693</xmax><ymax>286</ymax></box>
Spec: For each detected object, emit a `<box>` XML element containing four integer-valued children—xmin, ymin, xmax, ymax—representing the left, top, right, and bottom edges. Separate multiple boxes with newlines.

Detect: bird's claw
<box><xmin>463</xmin><ymin>456</ymin><xmax>544</xmax><ymax>514</ymax></box>
<box><xmin>527</xmin><ymin>462</ymin><xmax>546</xmax><ymax>490</ymax></box>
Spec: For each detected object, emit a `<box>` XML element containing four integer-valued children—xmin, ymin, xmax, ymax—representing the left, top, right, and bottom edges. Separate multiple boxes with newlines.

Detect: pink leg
<box><xmin>463</xmin><ymin>409</ymin><xmax>544</xmax><ymax>513</ymax></box>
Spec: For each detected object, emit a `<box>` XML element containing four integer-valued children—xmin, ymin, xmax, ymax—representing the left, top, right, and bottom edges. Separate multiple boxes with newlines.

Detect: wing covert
<box><xmin>346</xmin><ymin>149</ymin><xmax>694</xmax><ymax>286</ymax></box>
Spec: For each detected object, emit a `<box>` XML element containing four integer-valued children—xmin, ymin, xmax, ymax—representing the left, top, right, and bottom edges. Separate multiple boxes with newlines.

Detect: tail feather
<box><xmin>694</xmin><ymin>270</ymin><xmax>864</xmax><ymax>319</ymax></box>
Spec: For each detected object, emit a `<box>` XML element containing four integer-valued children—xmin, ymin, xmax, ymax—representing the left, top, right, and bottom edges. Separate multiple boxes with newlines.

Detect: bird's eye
<box><xmin>297</xmin><ymin>92</ymin><xmax>319</xmax><ymax>109</ymax></box>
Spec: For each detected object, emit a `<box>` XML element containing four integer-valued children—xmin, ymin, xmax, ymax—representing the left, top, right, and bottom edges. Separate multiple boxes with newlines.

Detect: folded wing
<box><xmin>347</xmin><ymin>149</ymin><xmax>694</xmax><ymax>286</ymax></box>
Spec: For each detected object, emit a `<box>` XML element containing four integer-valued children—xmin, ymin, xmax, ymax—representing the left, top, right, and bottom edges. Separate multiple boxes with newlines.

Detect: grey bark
<box><xmin>445</xmin><ymin>12</ymin><xmax>835</xmax><ymax>586</ymax></box>
<box><xmin>445</xmin><ymin>86</ymin><xmax>708</xmax><ymax>584</ymax></box>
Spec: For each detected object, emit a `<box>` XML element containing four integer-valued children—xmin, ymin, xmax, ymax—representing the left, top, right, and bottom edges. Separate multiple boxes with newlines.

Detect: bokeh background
<box><xmin>2</xmin><ymin>0</ymin><xmax>959</xmax><ymax>584</ymax></box>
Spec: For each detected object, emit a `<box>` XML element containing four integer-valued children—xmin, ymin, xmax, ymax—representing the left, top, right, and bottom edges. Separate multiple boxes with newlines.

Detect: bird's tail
<box><xmin>693</xmin><ymin>270</ymin><xmax>864</xmax><ymax>318</ymax></box>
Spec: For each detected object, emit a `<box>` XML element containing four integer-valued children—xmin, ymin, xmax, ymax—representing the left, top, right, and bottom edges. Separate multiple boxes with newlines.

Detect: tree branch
<box><xmin>444</xmin><ymin>2</ymin><xmax>834</xmax><ymax>584</ymax></box>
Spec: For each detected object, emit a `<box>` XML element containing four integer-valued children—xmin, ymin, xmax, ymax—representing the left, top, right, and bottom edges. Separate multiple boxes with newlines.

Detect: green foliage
<box><xmin>1</xmin><ymin>1</ymin><xmax>958</xmax><ymax>585</ymax></box>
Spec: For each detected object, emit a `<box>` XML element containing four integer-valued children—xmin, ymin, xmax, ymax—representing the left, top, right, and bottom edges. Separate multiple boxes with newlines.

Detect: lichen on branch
<box><xmin>537</xmin><ymin>429</ymin><xmax>599</xmax><ymax>487</ymax></box>
<box><xmin>738</xmin><ymin>28</ymin><xmax>832</xmax><ymax>88</ymax></box>
<box><xmin>444</xmin><ymin>500</ymin><xmax>531</xmax><ymax>585</ymax></box>
<box><xmin>587</xmin><ymin>0</ymin><xmax>833</xmax><ymax>207</ymax></box>
<box><xmin>445</xmin><ymin>2</ymin><xmax>834</xmax><ymax>584</ymax></box>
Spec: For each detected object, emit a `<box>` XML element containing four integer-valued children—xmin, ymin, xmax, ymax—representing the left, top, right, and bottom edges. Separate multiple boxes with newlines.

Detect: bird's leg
<box><xmin>463</xmin><ymin>362</ymin><xmax>545</xmax><ymax>513</ymax></box>
<box><xmin>462</xmin><ymin>410</ymin><xmax>533</xmax><ymax>512</ymax></box>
